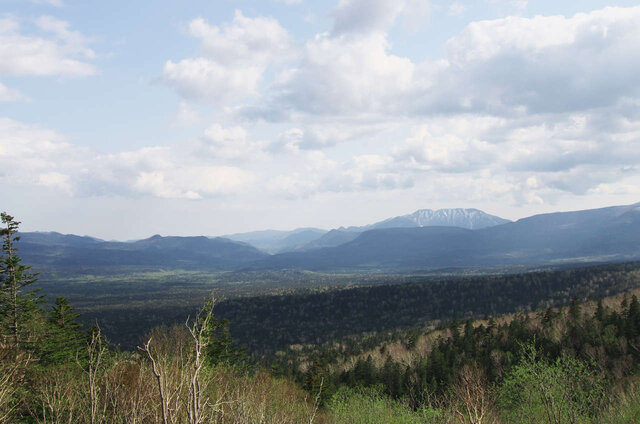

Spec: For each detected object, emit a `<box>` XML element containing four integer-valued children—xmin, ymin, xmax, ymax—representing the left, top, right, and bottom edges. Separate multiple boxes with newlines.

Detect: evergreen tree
<box><xmin>40</xmin><ymin>297</ymin><xmax>83</xmax><ymax>365</ymax></box>
<box><xmin>204</xmin><ymin>316</ymin><xmax>246</xmax><ymax>367</ymax></box>
<box><xmin>0</xmin><ymin>212</ymin><xmax>42</xmax><ymax>356</ymax></box>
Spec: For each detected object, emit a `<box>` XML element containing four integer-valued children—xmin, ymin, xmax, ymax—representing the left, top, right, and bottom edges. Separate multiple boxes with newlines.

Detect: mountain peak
<box><xmin>376</xmin><ymin>208</ymin><xmax>510</xmax><ymax>230</ymax></box>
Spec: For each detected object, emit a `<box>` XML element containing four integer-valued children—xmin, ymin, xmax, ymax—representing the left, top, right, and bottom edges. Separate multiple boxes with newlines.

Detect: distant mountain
<box><xmin>251</xmin><ymin>203</ymin><xmax>640</xmax><ymax>270</ymax></box>
<box><xmin>301</xmin><ymin>229</ymin><xmax>361</xmax><ymax>251</ymax></box>
<box><xmin>299</xmin><ymin>208</ymin><xmax>509</xmax><ymax>251</ymax></box>
<box><xmin>367</xmin><ymin>208</ymin><xmax>510</xmax><ymax>230</ymax></box>
<box><xmin>18</xmin><ymin>233</ymin><xmax>268</xmax><ymax>269</ymax></box>
<box><xmin>16</xmin><ymin>203</ymin><xmax>640</xmax><ymax>272</ymax></box>
<box><xmin>223</xmin><ymin>228</ymin><xmax>327</xmax><ymax>253</ymax></box>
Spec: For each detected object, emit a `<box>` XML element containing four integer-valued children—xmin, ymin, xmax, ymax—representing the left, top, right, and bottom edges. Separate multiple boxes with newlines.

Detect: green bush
<box><xmin>497</xmin><ymin>345</ymin><xmax>605</xmax><ymax>424</ymax></box>
<box><xmin>327</xmin><ymin>386</ymin><xmax>446</xmax><ymax>424</ymax></box>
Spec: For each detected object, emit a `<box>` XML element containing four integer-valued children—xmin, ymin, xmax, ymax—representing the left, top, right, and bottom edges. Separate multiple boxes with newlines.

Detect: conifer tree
<box><xmin>40</xmin><ymin>297</ymin><xmax>82</xmax><ymax>365</ymax></box>
<box><xmin>204</xmin><ymin>316</ymin><xmax>246</xmax><ymax>368</ymax></box>
<box><xmin>0</xmin><ymin>212</ymin><xmax>42</xmax><ymax>356</ymax></box>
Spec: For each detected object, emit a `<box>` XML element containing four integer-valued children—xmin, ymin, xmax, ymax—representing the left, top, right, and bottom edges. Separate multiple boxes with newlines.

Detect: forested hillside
<box><xmin>211</xmin><ymin>262</ymin><xmax>640</xmax><ymax>353</ymax></box>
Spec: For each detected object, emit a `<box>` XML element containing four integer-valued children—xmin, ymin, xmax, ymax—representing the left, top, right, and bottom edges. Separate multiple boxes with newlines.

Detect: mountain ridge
<box><xmin>15</xmin><ymin>203</ymin><xmax>640</xmax><ymax>271</ymax></box>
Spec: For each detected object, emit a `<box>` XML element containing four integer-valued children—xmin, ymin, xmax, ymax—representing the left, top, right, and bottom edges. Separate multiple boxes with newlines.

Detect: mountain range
<box><xmin>15</xmin><ymin>203</ymin><xmax>640</xmax><ymax>271</ymax></box>
<box><xmin>17</xmin><ymin>233</ymin><xmax>268</xmax><ymax>269</ymax></box>
<box><xmin>224</xmin><ymin>208</ymin><xmax>509</xmax><ymax>253</ymax></box>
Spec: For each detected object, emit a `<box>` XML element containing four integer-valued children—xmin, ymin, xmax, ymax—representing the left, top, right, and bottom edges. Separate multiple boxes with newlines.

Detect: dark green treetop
<box><xmin>0</xmin><ymin>212</ymin><xmax>42</xmax><ymax>356</ymax></box>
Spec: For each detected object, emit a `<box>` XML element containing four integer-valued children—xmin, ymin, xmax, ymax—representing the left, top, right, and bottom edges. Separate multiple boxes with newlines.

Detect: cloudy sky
<box><xmin>1</xmin><ymin>0</ymin><xmax>639</xmax><ymax>239</ymax></box>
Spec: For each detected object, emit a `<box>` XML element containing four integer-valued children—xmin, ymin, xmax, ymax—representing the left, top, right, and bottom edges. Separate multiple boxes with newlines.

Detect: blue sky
<box><xmin>1</xmin><ymin>0</ymin><xmax>640</xmax><ymax>239</ymax></box>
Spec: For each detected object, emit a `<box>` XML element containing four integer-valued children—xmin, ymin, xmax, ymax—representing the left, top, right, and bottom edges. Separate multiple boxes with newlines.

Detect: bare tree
<box><xmin>139</xmin><ymin>324</ymin><xmax>191</xmax><ymax>424</ymax></box>
<box><xmin>140</xmin><ymin>336</ymin><xmax>173</xmax><ymax>424</ymax></box>
<box><xmin>451</xmin><ymin>363</ymin><xmax>498</xmax><ymax>424</ymax></box>
<box><xmin>78</xmin><ymin>325</ymin><xmax>107</xmax><ymax>424</ymax></box>
<box><xmin>0</xmin><ymin>352</ymin><xmax>30</xmax><ymax>423</ymax></box>
<box><xmin>185</xmin><ymin>296</ymin><xmax>215</xmax><ymax>424</ymax></box>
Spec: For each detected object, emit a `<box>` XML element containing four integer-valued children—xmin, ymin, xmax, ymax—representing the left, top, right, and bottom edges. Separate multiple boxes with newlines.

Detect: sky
<box><xmin>1</xmin><ymin>0</ymin><xmax>640</xmax><ymax>240</ymax></box>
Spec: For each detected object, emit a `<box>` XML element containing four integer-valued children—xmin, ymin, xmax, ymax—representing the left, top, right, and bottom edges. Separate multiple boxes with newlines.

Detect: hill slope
<box><xmin>18</xmin><ymin>232</ymin><xmax>268</xmax><ymax>269</ymax></box>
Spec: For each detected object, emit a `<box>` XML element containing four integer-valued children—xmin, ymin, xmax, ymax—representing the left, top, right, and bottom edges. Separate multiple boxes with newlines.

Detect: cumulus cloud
<box><xmin>188</xmin><ymin>13</ymin><xmax>292</xmax><ymax>66</ymax></box>
<box><xmin>0</xmin><ymin>118</ymin><xmax>255</xmax><ymax>199</ymax></box>
<box><xmin>163</xmin><ymin>11</ymin><xmax>293</xmax><ymax>104</ymax></box>
<box><xmin>250</xmin><ymin>6</ymin><xmax>640</xmax><ymax>121</ymax></box>
<box><xmin>132</xmin><ymin>166</ymin><xmax>254</xmax><ymax>200</ymax></box>
<box><xmin>268</xmin><ymin>32</ymin><xmax>414</xmax><ymax>117</ymax></box>
<box><xmin>416</xmin><ymin>6</ymin><xmax>640</xmax><ymax>115</ymax></box>
<box><xmin>10</xmin><ymin>4</ymin><xmax>640</xmax><ymax>210</ymax></box>
<box><xmin>0</xmin><ymin>16</ymin><xmax>95</xmax><ymax>77</ymax></box>
<box><xmin>163</xmin><ymin>58</ymin><xmax>263</xmax><ymax>103</ymax></box>
<box><xmin>269</xmin><ymin>123</ymin><xmax>389</xmax><ymax>152</ymax></box>
<box><xmin>393</xmin><ymin>118</ymin><xmax>499</xmax><ymax>173</ymax></box>
<box><xmin>232</xmin><ymin>5</ymin><xmax>640</xmax><ymax>205</ymax></box>
<box><xmin>385</xmin><ymin>108</ymin><xmax>640</xmax><ymax>204</ymax></box>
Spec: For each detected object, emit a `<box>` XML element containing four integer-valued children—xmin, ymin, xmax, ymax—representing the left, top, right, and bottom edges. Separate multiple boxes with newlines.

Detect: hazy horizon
<box><xmin>14</xmin><ymin>200</ymin><xmax>639</xmax><ymax>241</ymax></box>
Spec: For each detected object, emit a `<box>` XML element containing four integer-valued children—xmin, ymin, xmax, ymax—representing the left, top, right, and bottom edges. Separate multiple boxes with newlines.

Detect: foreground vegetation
<box><xmin>5</xmin><ymin>212</ymin><xmax>640</xmax><ymax>422</ymax></box>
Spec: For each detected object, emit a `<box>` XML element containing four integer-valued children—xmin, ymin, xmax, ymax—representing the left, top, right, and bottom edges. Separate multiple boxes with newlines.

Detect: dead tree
<box><xmin>185</xmin><ymin>296</ymin><xmax>215</xmax><ymax>424</ymax></box>
<box><xmin>451</xmin><ymin>364</ymin><xmax>497</xmax><ymax>424</ymax></box>
<box><xmin>78</xmin><ymin>325</ymin><xmax>107</xmax><ymax>424</ymax></box>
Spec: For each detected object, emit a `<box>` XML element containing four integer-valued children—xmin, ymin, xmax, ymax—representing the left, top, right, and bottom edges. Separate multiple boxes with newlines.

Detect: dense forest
<box><xmin>215</xmin><ymin>262</ymin><xmax>640</xmax><ymax>353</ymax></box>
<box><xmin>46</xmin><ymin>262</ymin><xmax>640</xmax><ymax>351</ymax></box>
<box><xmin>5</xmin><ymin>212</ymin><xmax>640</xmax><ymax>423</ymax></box>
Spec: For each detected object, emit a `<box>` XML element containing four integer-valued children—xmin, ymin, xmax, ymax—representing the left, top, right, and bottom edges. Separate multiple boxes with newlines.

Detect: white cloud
<box><xmin>270</xmin><ymin>123</ymin><xmax>388</xmax><ymax>152</ymax></box>
<box><xmin>238</xmin><ymin>5</ymin><xmax>640</xmax><ymax>205</ymax></box>
<box><xmin>189</xmin><ymin>12</ymin><xmax>292</xmax><ymax>66</ymax></box>
<box><xmin>0</xmin><ymin>117</ymin><xmax>85</xmax><ymax>192</ymax></box>
<box><xmin>415</xmin><ymin>6</ymin><xmax>640</xmax><ymax>115</ymax></box>
<box><xmin>133</xmin><ymin>166</ymin><xmax>254</xmax><ymax>200</ymax></box>
<box><xmin>38</xmin><ymin>171</ymin><xmax>72</xmax><ymax>194</ymax></box>
<box><xmin>164</xmin><ymin>58</ymin><xmax>262</xmax><ymax>103</ymax></box>
<box><xmin>8</xmin><ymin>5</ymin><xmax>640</xmax><ymax>213</ymax></box>
<box><xmin>164</xmin><ymin>11</ymin><xmax>293</xmax><ymax>104</ymax></box>
<box><xmin>200</xmin><ymin>123</ymin><xmax>264</xmax><ymax>160</ymax></box>
<box><xmin>0</xmin><ymin>82</ymin><xmax>25</xmax><ymax>102</ymax></box>
<box><xmin>173</xmin><ymin>101</ymin><xmax>201</xmax><ymax>126</ymax></box>
<box><xmin>251</xmin><ymin>6</ymin><xmax>640</xmax><ymax>122</ymax></box>
<box><xmin>267</xmin><ymin>151</ymin><xmax>413</xmax><ymax>199</ymax></box>
<box><xmin>393</xmin><ymin>118</ymin><xmax>498</xmax><ymax>172</ymax></box>
<box><xmin>35</xmin><ymin>16</ymin><xmax>95</xmax><ymax>59</ymax></box>
<box><xmin>0</xmin><ymin>117</ymin><xmax>256</xmax><ymax>200</ymax></box>
<box><xmin>0</xmin><ymin>16</ymin><xmax>95</xmax><ymax>77</ymax></box>
<box><xmin>269</xmin><ymin>32</ymin><xmax>414</xmax><ymax>116</ymax></box>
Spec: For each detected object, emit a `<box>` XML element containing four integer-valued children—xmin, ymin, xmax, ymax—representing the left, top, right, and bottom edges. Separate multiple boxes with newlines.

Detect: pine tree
<box><xmin>40</xmin><ymin>297</ymin><xmax>82</xmax><ymax>365</ymax></box>
<box><xmin>203</xmin><ymin>312</ymin><xmax>246</xmax><ymax>368</ymax></box>
<box><xmin>0</xmin><ymin>212</ymin><xmax>42</xmax><ymax>356</ymax></box>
